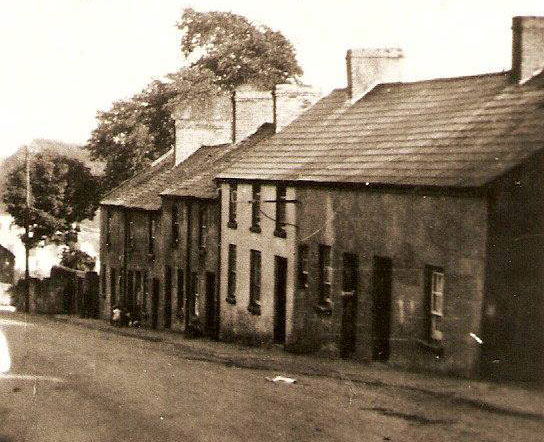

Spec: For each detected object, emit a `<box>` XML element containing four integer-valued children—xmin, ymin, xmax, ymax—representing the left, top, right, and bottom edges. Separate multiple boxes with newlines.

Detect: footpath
<box><xmin>49</xmin><ymin>313</ymin><xmax>544</xmax><ymax>421</ymax></box>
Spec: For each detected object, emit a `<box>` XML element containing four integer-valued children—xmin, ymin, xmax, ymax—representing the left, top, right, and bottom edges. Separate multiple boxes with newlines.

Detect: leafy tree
<box><xmin>60</xmin><ymin>246</ymin><xmax>96</xmax><ymax>272</ymax></box>
<box><xmin>87</xmin><ymin>9</ymin><xmax>302</xmax><ymax>192</ymax></box>
<box><xmin>3</xmin><ymin>151</ymin><xmax>101</xmax><ymax>249</ymax></box>
<box><xmin>178</xmin><ymin>8</ymin><xmax>302</xmax><ymax>90</ymax></box>
<box><xmin>87</xmin><ymin>80</ymin><xmax>177</xmax><ymax>191</ymax></box>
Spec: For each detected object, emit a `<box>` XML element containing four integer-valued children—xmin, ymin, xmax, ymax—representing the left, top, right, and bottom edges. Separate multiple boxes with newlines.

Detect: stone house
<box><xmin>98</xmin><ymin>84</ymin><xmax>319</xmax><ymax>333</ymax></box>
<box><xmin>215</xmin><ymin>16</ymin><xmax>544</xmax><ymax>383</ymax></box>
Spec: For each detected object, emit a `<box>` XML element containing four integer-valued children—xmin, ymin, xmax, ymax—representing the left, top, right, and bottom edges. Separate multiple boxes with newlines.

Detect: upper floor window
<box><xmin>198</xmin><ymin>205</ymin><xmax>208</xmax><ymax>250</ymax></box>
<box><xmin>342</xmin><ymin>253</ymin><xmax>358</xmax><ymax>295</ymax></box>
<box><xmin>105</xmin><ymin>209</ymin><xmax>111</xmax><ymax>248</ymax></box>
<box><xmin>274</xmin><ymin>185</ymin><xmax>287</xmax><ymax>238</ymax></box>
<box><xmin>297</xmin><ymin>245</ymin><xmax>309</xmax><ymax>289</ymax></box>
<box><xmin>228</xmin><ymin>183</ymin><xmax>237</xmax><ymax>228</ymax></box>
<box><xmin>126</xmin><ymin>213</ymin><xmax>135</xmax><ymax>250</ymax></box>
<box><xmin>248</xmin><ymin>249</ymin><xmax>262</xmax><ymax>315</ymax></box>
<box><xmin>172</xmin><ymin>203</ymin><xmax>179</xmax><ymax>246</ymax></box>
<box><xmin>226</xmin><ymin>244</ymin><xmax>237</xmax><ymax>305</ymax></box>
<box><xmin>317</xmin><ymin>244</ymin><xmax>333</xmax><ymax>312</ymax></box>
<box><xmin>148</xmin><ymin>213</ymin><xmax>156</xmax><ymax>255</ymax></box>
<box><xmin>250</xmin><ymin>184</ymin><xmax>261</xmax><ymax>233</ymax></box>
<box><xmin>426</xmin><ymin>266</ymin><xmax>444</xmax><ymax>342</ymax></box>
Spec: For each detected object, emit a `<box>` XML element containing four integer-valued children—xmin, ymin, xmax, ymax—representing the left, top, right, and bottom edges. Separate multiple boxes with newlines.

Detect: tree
<box><xmin>60</xmin><ymin>246</ymin><xmax>96</xmax><ymax>272</ymax></box>
<box><xmin>87</xmin><ymin>9</ymin><xmax>302</xmax><ymax>192</ymax></box>
<box><xmin>178</xmin><ymin>8</ymin><xmax>302</xmax><ymax>90</ymax></box>
<box><xmin>3</xmin><ymin>151</ymin><xmax>101</xmax><ymax>249</ymax></box>
<box><xmin>87</xmin><ymin>80</ymin><xmax>177</xmax><ymax>191</ymax></box>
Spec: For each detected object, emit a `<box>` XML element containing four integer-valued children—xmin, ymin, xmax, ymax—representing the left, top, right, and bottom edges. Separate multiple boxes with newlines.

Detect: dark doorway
<box><xmin>274</xmin><ymin>256</ymin><xmax>288</xmax><ymax>344</ymax></box>
<box><xmin>164</xmin><ymin>266</ymin><xmax>172</xmax><ymax>329</ymax></box>
<box><xmin>205</xmin><ymin>272</ymin><xmax>217</xmax><ymax>338</ymax></box>
<box><xmin>341</xmin><ymin>253</ymin><xmax>358</xmax><ymax>359</ymax></box>
<box><xmin>151</xmin><ymin>278</ymin><xmax>160</xmax><ymax>329</ymax></box>
<box><xmin>372</xmin><ymin>256</ymin><xmax>392</xmax><ymax>361</ymax></box>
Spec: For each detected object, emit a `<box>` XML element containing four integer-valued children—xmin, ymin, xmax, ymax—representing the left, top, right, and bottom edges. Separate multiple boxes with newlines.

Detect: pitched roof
<box><xmin>100</xmin><ymin>150</ymin><xmax>175</xmax><ymax>210</ymax></box>
<box><xmin>217</xmin><ymin>72</ymin><xmax>544</xmax><ymax>188</ymax></box>
<box><xmin>161</xmin><ymin>124</ymin><xmax>275</xmax><ymax>199</ymax></box>
<box><xmin>100</xmin><ymin>124</ymin><xmax>276</xmax><ymax>210</ymax></box>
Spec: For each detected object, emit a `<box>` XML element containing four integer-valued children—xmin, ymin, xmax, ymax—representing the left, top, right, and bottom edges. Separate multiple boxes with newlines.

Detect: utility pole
<box><xmin>24</xmin><ymin>145</ymin><xmax>31</xmax><ymax>313</ymax></box>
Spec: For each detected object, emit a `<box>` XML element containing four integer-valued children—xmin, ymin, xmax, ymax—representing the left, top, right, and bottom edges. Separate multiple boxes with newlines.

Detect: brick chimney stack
<box><xmin>346</xmin><ymin>48</ymin><xmax>403</xmax><ymax>100</ymax></box>
<box><xmin>512</xmin><ymin>16</ymin><xmax>544</xmax><ymax>84</ymax></box>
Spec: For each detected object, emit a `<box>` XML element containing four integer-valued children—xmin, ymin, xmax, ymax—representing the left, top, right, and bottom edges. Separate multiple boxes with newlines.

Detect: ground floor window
<box><xmin>248</xmin><ymin>249</ymin><xmax>261</xmax><ymax>315</ymax></box>
<box><xmin>426</xmin><ymin>266</ymin><xmax>444</xmax><ymax>342</ymax></box>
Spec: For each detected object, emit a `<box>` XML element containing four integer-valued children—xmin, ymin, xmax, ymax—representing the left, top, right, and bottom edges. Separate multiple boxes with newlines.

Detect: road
<box><xmin>0</xmin><ymin>312</ymin><xmax>542</xmax><ymax>442</ymax></box>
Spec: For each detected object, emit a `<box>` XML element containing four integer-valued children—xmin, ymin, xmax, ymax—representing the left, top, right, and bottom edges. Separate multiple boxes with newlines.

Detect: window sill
<box><xmin>315</xmin><ymin>302</ymin><xmax>332</xmax><ymax>316</ymax></box>
<box><xmin>249</xmin><ymin>225</ymin><xmax>261</xmax><ymax>234</ymax></box>
<box><xmin>248</xmin><ymin>302</ymin><xmax>261</xmax><ymax>316</ymax></box>
<box><xmin>227</xmin><ymin>221</ymin><xmax>237</xmax><ymax>229</ymax></box>
<box><xmin>225</xmin><ymin>296</ymin><xmax>236</xmax><ymax>305</ymax></box>
<box><xmin>274</xmin><ymin>229</ymin><xmax>287</xmax><ymax>239</ymax></box>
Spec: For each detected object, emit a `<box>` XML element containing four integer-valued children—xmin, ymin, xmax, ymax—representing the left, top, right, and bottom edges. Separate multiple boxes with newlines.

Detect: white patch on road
<box><xmin>0</xmin><ymin>318</ymin><xmax>33</xmax><ymax>327</ymax></box>
<box><xmin>0</xmin><ymin>373</ymin><xmax>64</xmax><ymax>383</ymax></box>
<box><xmin>0</xmin><ymin>329</ymin><xmax>10</xmax><ymax>372</ymax></box>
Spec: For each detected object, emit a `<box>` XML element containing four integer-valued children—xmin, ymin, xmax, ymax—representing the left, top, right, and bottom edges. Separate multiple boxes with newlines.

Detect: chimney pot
<box><xmin>512</xmin><ymin>16</ymin><xmax>544</xmax><ymax>83</ymax></box>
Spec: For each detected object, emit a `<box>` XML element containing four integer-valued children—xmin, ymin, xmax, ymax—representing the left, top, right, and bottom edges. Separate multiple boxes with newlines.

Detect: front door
<box><xmin>205</xmin><ymin>272</ymin><xmax>217</xmax><ymax>338</ymax></box>
<box><xmin>372</xmin><ymin>256</ymin><xmax>392</xmax><ymax>361</ymax></box>
<box><xmin>274</xmin><ymin>256</ymin><xmax>288</xmax><ymax>344</ymax></box>
<box><xmin>341</xmin><ymin>253</ymin><xmax>358</xmax><ymax>358</ymax></box>
<box><xmin>151</xmin><ymin>278</ymin><xmax>160</xmax><ymax>329</ymax></box>
<box><xmin>164</xmin><ymin>267</ymin><xmax>172</xmax><ymax>329</ymax></box>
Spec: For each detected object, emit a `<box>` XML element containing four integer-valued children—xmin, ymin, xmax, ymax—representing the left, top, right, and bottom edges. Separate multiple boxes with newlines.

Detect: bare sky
<box><xmin>1</xmin><ymin>0</ymin><xmax>543</xmax><ymax>158</ymax></box>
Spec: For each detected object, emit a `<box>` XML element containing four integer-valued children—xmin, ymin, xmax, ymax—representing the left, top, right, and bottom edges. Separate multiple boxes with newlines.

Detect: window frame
<box><xmin>274</xmin><ymin>185</ymin><xmax>287</xmax><ymax>238</ymax></box>
<box><xmin>425</xmin><ymin>265</ymin><xmax>445</xmax><ymax>342</ymax></box>
<box><xmin>297</xmin><ymin>245</ymin><xmax>309</xmax><ymax>289</ymax></box>
<box><xmin>171</xmin><ymin>203</ymin><xmax>179</xmax><ymax>246</ymax></box>
<box><xmin>105</xmin><ymin>209</ymin><xmax>112</xmax><ymax>248</ymax></box>
<box><xmin>250</xmin><ymin>183</ymin><xmax>261</xmax><ymax>233</ymax></box>
<box><xmin>248</xmin><ymin>249</ymin><xmax>262</xmax><ymax>315</ymax></box>
<box><xmin>226</xmin><ymin>244</ymin><xmax>237</xmax><ymax>305</ymax></box>
<box><xmin>317</xmin><ymin>244</ymin><xmax>333</xmax><ymax>313</ymax></box>
<box><xmin>198</xmin><ymin>204</ymin><xmax>208</xmax><ymax>251</ymax></box>
<box><xmin>148</xmin><ymin>213</ymin><xmax>156</xmax><ymax>255</ymax></box>
<box><xmin>227</xmin><ymin>183</ymin><xmax>238</xmax><ymax>229</ymax></box>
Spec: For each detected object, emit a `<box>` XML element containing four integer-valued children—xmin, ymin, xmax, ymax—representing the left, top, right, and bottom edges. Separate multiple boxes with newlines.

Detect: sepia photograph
<box><xmin>1</xmin><ymin>1</ymin><xmax>544</xmax><ymax>440</ymax></box>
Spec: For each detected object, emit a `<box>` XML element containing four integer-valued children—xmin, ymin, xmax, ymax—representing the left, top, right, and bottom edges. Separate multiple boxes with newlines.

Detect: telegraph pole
<box><xmin>24</xmin><ymin>145</ymin><xmax>30</xmax><ymax>313</ymax></box>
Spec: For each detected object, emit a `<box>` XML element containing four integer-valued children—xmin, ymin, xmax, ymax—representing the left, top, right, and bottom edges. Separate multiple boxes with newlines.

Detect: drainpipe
<box><xmin>122</xmin><ymin>209</ymin><xmax>128</xmax><ymax>309</ymax></box>
<box><xmin>214</xmin><ymin>192</ymin><xmax>222</xmax><ymax>340</ymax></box>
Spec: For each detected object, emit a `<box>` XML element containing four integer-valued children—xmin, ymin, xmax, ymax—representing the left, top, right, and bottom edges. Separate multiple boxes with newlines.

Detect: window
<box><xmin>101</xmin><ymin>264</ymin><xmax>106</xmax><ymax>297</ymax></box>
<box><xmin>177</xmin><ymin>269</ymin><xmax>184</xmax><ymax>318</ymax></box>
<box><xmin>105</xmin><ymin>209</ymin><xmax>112</xmax><ymax>248</ymax></box>
<box><xmin>318</xmin><ymin>245</ymin><xmax>332</xmax><ymax>311</ymax></box>
<box><xmin>274</xmin><ymin>185</ymin><xmax>287</xmax><ymax>238</ymax></box>
<box><xmin>110</xmin><ymin>268</ymin><xmax>117</xmax><ymax>306</ymax></box>
<box><xmin>198</xmin><ymin>205</ymin><xmax>208</xmax><ymax>250</ymax></box>
<box><xmin>250</xmin><ymin>184</ymin><xmax>261</xmax><ymax>233</ymax></box>
<box><xmin>228</xmin><ymin>183</ymin><xmax>237</xmax><ymax>228</ymax></box>
<box><xmin>342</xmin><ymin>253</ymin><xmax>358</xmax><ymax>295</ymax></box>
<box><xmin>226</xmin><ymin>244</ymin><xmax>237</xmax><ymax>304</ymax></box>
<box><xmin>426</xmin><ymin>267</ymin><xmax>444</xmax><ymax>342</ymax></box>
<box><xmin>172</xmin><ymin>203</ymin><xmax>179</xmax><ymax>245</ymax></box>
<box><xmin>191</xmin><ymin>272</ymin><xmax>200</xmax><ymax>317</ymax></box>
<box><xmin>248</xmin><ymin>250</ymin><xmax>261</xmax><ymax>315</ymax></box>
<box><xmin>142</xmin><ymin>271</ymin><xmax>148</xmax><ymax>315</ymax></box>
<box><xmin>126</xmin><ymin>213</ymin><xmax>135</xmax><ymax>250</ymax></box>
<box><xmin>148</xmin><ymin>214</ymin><xmax>156</xmax><ymax>255</ymax></box>
<box><xmin>297</xmin><ymin>245</ymin><xmax>309</xmax><ymax>289</ymax></box>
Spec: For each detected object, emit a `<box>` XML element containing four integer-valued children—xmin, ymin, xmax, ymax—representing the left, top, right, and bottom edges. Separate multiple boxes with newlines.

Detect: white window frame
<box><xmin>430</xmin><ymin>270</ymin><xmax>444</xmax><ymax>341</ymax></box>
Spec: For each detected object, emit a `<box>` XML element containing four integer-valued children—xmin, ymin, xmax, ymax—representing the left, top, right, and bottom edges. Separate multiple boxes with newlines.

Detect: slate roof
<box><xmin>161</xmin><ymin>124</ymin><xmax>275</xmax><ymax>199</ymax></box>
<box><xmin>217</xmin><ymin>72</ymin><xmax>544</xmax><ymax>188</ymax></box>
<box><xmin>100</xmin><ymin>124</ymin><xmax>276</xmax><ymax>210</ymax></box>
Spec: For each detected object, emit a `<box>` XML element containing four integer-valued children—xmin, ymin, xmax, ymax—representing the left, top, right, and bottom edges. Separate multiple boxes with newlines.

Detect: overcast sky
<box><xmin>1</xmin><ymin>0</ymin><xmax>543</xmax><ymax>158</ymax></box>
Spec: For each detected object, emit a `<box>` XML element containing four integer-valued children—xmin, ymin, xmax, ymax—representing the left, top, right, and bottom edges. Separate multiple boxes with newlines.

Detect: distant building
<box><xmin>0</xmin><ymin>245</ymin><xmax>14</xmax><ymax>285</ymax></box>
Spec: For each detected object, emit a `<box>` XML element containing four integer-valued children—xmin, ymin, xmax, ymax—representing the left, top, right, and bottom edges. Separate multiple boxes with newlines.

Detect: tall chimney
<box><xmin>173</xmin><ymin>95</ymin><xmax>232</xmax><ymax>166</ymax></box>
<box><xmin>346</xmin><ymin>48</ymin><xmax>403</xmax><ymax>100</ymax></box>
<box><xmin>512</xmin><ymin>16</ymin><xmax>544</xmax><ymax>84</ymax></box>
<box><xmin>233</xmin><ymin>85</ymin><xmax>274</xmax><ymax>143</ymax></box>
<box><xmin>274</xmin><ymin>84</ymin><xmax>321</xmax><ymax>132</ymax></box>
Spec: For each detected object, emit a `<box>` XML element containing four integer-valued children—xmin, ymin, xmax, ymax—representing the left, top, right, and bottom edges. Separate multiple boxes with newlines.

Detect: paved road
<box><xmin>0</xmin><ymin>312</ymin><xmax>542</xmax><ymax>442</ymax></box>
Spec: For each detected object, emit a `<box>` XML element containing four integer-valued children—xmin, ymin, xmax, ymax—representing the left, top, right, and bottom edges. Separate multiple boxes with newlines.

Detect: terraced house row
<box><xmin>99</xmin><ymin>16</ymin><xmax>544</xmax><ymax>384</ymax></box>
